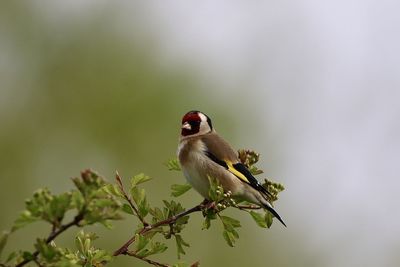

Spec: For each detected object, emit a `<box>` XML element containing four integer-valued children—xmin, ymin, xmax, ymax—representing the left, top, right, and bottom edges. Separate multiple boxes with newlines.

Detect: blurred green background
<box><xmin>2</xmin><ymin>1</ymin><xmax>400</xmax><ymax>267</ymax></box>
<box><xmin>0</xmin><ymin>2</ymin><xmax>278</xmax><ymax>267</ymax></box>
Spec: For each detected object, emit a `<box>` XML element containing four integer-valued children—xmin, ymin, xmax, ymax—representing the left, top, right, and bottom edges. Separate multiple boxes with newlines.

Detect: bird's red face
<box><xmin>181</xmin><ymin>111</ymin><xmax>213</xmax><ymax>137</ymax></box>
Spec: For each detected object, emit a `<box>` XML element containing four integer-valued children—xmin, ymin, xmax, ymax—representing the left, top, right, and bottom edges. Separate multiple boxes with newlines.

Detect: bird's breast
<box><xmin>178</xmin><ymin>139</ymin><xmax>211</xmax><ymax>198</ymax></box>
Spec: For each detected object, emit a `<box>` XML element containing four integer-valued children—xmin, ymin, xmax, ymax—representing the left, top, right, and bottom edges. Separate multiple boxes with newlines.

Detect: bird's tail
<box><xmin>262</xmin><ymin>201</ymin><xmax>286</xmax><ymax>227</ymax></box>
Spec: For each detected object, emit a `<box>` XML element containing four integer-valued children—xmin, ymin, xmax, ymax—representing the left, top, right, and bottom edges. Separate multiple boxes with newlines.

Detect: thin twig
<box><xmin>113</xmin><ymin>204</ymin><xmax>202</xmax><ymax>256</ymax></box>
<box><xmin>125</xmin><ymin>251</ymin><xmax>170</xmax><ymax>267</ymax></box>
<box><xmin>114</xmin><ymin>201</ymin><xmax>260</xmax><ymax>257</ymax></box>
<box><xmin>115</xmin><ymin>172</ymin><xmax>148</xmax><ymax>227</ymax></box>
<box><xmin>15</xmin><ymin>212</ymin><xmax>84</xmax><ymax>267</ymax></box>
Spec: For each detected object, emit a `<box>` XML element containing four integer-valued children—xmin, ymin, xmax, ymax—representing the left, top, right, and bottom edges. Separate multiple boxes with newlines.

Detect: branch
<box><xmin>15</xmin><ymin>212</ymin><xmax>84</xmax><ymax>267</ymax></box>
<box><xmin>125</xmin><ymin>251</ymin><xmax>170</xmax><ymax>267</ymax></box>
<box><xmin>114</xmin><ymin>204</ymin><xmax>202</xmax><ymax>256</ymax></box>
<box><xmin>115</xmin><ymin>172</ymin><xmax>149</xmax><ymax>227</ymax></box>
<box><xmin>114</xmin><ymin>201</ymin><xmax>260</xmax><ymax>257</ymax></box>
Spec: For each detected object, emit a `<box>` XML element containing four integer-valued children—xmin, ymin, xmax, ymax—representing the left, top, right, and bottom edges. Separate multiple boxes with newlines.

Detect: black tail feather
<box><xmin>264</xmin><ymin>204</ymin><xmax>286</xmax><ymax>227</ymax></box>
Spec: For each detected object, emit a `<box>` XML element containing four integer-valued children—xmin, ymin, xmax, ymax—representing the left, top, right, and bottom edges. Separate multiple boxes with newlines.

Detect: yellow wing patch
<box><xmin>225</xmin><ymin>160</ymin><xmax>250</xmax><ymax>184</ymax></box>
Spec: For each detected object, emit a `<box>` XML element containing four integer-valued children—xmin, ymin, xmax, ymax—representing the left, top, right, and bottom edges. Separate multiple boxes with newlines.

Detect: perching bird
<box><xmin>177</xmin><ymin>110</ymin><xmax>286</xmax><ymax>227</ymax></box>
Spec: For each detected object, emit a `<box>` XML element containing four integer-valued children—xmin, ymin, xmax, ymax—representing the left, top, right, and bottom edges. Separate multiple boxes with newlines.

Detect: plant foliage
<box><xmin>0</xmin><ymin>150</ymin><xmax>284</xmax><ymax>267</ymax></box>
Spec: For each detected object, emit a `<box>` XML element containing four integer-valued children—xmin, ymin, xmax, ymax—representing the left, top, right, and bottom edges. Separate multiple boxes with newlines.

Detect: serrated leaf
<box><xmin>250</xmin><ymin>211</ymin><xmax>267</xmax><ymax>228</ymax></box>
<box><xmin>150</xmin><ymin>241</ymin><xmax>168</xmax><ymax>255</ymax></box>
<box><xmin>130</xmin><ymin>187</ymin><xmax>145</xmax><ymax>205</ymax></box>
<box><xmin>130</xmin><ymin>173</ymin><xmax>151</xmax><ymax>187</ymax></box>
<box><xmin>175</xmin><ymin>235</ymin><xmax>189</xmax><ymax>259</ymax></box>
<box><xmin>135</xmin><ymin>234</ymin><xmax>150</xmax><ymax>252</ymax></box>
<box><xmin>230</xmin><ymin>228</ymin><xmax>239</xmax><ymax>239</ymax></box>
<box><xmin>162</xmin><ymin>200</ymin><xmax>184</xmax><ymax>218</ymax></box>
<box><xmin>171</xmin><ymin>184</ymin><xmax>192</xmax><ymax>197</ymax></box>
<box><xmin>202</xmin><ymin>217</ymin><xmax>211</xmax><ymax>230</ymax></box>
<box><xmin>49</xmin><ymin>193</ymin><xmax>73</xmax><ymax>223</ymax></box>
<box><xmin>137</xmin><ymin>241</ymin><xmax>167</xmax><ymax>257</ymax></box>
<box><xmin>165</xmin><ymin>158</ymin><xmax>181</xmax><ymax>171</ymax></box>
<box><xmin>12</xmin><ymin>210</ymin><xmax>38</xmax><ymax>232</ymax></box>
<box><xmin>220</xmin><ymin>216</ymin><xmax>241</xmax><ymax>229</ymax></box>
<box><xmin>265</xmin><ymin>211</ymin><xmax>273</xmax><ymax>228</ymax></box>
<box><xmin>149</xmin><ymin>207</ymin><xmax>164</xmax><ymax>221</ymax></box>
<box><xmin>121</xmin><ymin>203</ymin><xmax>134</xmax><ymax>215</ymax></box>
<box><xmin>71</xmin><ymin>190</ymin><xmax>85</xmax><ymax>210</ymax></box>
<box><xmin>138</xmin><ymin>198</ymin><xmax>150</xmax><ymax>218</ymax></box>
<box><xmin>222</xmin><ymin>230</ymin><xmax>235</xmax><ymax>247</ymax></box>
<box><xmin>130</xmin><ymin>187</ymin><xmax>149</xmax><ymax>218</ymax></box>
<box><xmin>101</xmin><ymin>184</ymin><xmax>124</xmax><ymax>198</ymax></box>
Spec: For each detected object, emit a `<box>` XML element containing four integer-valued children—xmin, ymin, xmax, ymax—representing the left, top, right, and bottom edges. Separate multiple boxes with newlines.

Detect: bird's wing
<box><xmin>202</xmin><ymin>133</ymin><xmax>271</xmax><ymax>197</ymax></box>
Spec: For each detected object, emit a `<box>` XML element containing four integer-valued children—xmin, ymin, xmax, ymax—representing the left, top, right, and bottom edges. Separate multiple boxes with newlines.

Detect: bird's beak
<box><xmin>182</xmin><ymin>122</ymin><xmax>191</xmax><ymax>130</ymax></box>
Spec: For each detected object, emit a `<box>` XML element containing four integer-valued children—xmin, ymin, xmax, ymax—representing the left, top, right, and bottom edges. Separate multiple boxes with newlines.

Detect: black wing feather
<box><xmin>205</xmin><ymin>151</ymin><xmax>271</xmax><ymax>197</ymax></box>
<box><xmin>232</xmin><ymin>162</ymin><xmax>272</xmax><ymax>197</ymax></box>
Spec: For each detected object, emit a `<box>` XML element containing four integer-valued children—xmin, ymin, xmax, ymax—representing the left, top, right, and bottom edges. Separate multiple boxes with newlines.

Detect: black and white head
<box><xmin>180</xmin><ymin>110</ymin><xmax>213</xmax><ymax>138</ymax></box>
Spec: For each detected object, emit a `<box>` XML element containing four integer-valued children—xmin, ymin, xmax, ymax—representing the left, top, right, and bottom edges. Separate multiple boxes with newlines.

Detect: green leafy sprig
<box><xmin>0</xmin><ymin>149</ymin><xmax>285</xmax><ymax>267</ymax></box>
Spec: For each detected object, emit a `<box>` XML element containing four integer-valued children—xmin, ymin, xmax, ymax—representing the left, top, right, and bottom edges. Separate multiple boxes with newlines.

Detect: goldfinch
<box><xmin>177</xmin><ymin>110</ymin><xmax>286</xmax><ymax>226</ymax></box>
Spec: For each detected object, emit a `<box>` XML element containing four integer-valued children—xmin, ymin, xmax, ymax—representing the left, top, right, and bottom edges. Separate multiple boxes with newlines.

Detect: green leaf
<box><xmin>130</xmin><ymin>173</ymin><xmax>151</xmax><ymax>187</ymax></box>
<box><xmin>12</xmin><ymin>210</ymin><xmax>38</xmax><ymax>232</ymax></box>
<box><xmin>6</xmin><ymin>251</ymin><xmax>17</xmax><ymax>263</ymax></box>
<box><xmin>49</xmin><ymin>192</ymin><xmax>72</xmax><ymax>223</ymax></box>
<box><xmin>249</xmin><ymin>166</ymin><xmax>263</xmax><ymax>175</ymax></box>
<box><xmin>71</xmin><ymin>190</ymin><xmax>85</xmax><ymax>210</ymax></box>
<box><xmin>207</xmin><ymin>176</ymin><xmax>222</xmax><ymax>201</ymax></box>
<box><xmin>220</xmin><ymin>216</ymin><xmax>240</xmax><ymax>247</ymax></box>
<box><xmin>0</xmin><ymin>231</ymin><xmax>9</xmax><ymax>258</ymax></box>
<box><xmin>175</xmin><ymin>235</ymin><xmax>189</xmax><ymax>259</ymax></box>
<box><xmin>165</xmin><ymin>158</ymin><xmax>181</xmax><ymax>171</ymax></box>
<box><xmin>265</xmin><ymin>211</ymin><xmax>273</xmax><ymax>228</ymax></box>
<box><xmin>222</xmin><ymin>230</ymin><xmax>235</xmax><ymax>247</ymax></box>
<box><xmin>202</xmin><ymin>217</ymin><xmax>211</xmax><ymax>230</ymax></box>
<box><xmin>22</xmin><ymin>251</ymin><xmax>34</xmax><ymax>261</ymax></box>
<box><xmin>250</xmin><ymin>211</ymin><xmax>267</xmax><ymax>228</ymax></box>
<box><xmin>130</xmin><ymin>187</ymin><xmax>145</xmax><ymax>205</ymax></box>
<box><xmin>35</xmin><ymin>238</ymin><xmax>59</xmax><ymax>261</ymax></box>
<box><xmin>150</xmin><ymin>241</ymin><xmax>168</xmax><ymax>255</ymax></box>
<box><xmin>220</xmin><ymin>216</ymin><xmax>241</xmax><ymax>229</ymax></box>
<box><xmin>162</xmin><ymin>200</ymin><xmax>185</xmax><ymax>218</ymax></box>
<box><xmin>101</xmin><ymin>184</ymin><xmax>124</xmax><ymax>198</ymax></box>
<box><xmin>171</xmin><ymin>184</ymin><xmax>192</xmax><ymax>197</ymax></box>
<box><xmin>130</xmin><ymin>187</ymin><xmax>149</xmax><ymax>218</ymax></box>
<box><xmin>137</xmin><ymin>241</ymin><xmax>167</xmax><ymax>257</ymax></box>
<box><xmin>149</xmin><ymin>207</ymin><xmax>164</xmax><ymax>221</ymax></box>
<box><xmin>135</xmin><ymin>234</ymin><xmax>150</xmax><ymax>252</ymax></box>
<box><xmin>73</xmin><ymin>230</ymin><xmax>111</xmax><ymax>265</ymax></box>
<box><xmin>121</xmin><ymin>203</ymin><xmax>134</xmax><ymax>215</ymax></box>
<box><xmin>138</xmin><ymin>197</ymin><xmax>150</xmax><ymax>218</ymax></box>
